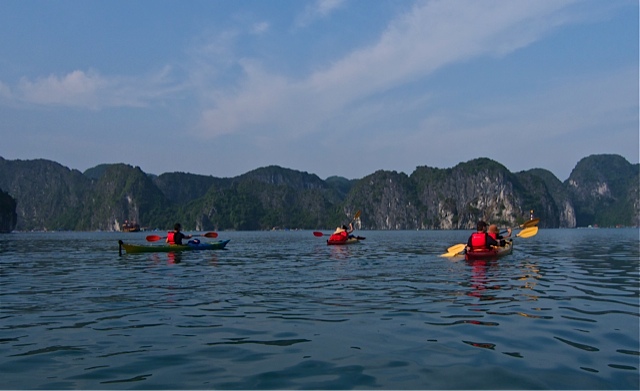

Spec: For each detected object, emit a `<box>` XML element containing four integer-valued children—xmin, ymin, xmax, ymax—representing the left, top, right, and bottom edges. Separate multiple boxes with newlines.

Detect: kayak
<box><xmin>327</xmin><ymin>236</ymin><xmax>366</xmax><ymax>245</ymax></box>
<box><xmin>465</xmin><ymin>240</ymin><xmax>513</xmax><ymax>260</ymax></box>
<box><xmin>118</xmin><ymin>239</ymin><xmax>230</xmax><ymax>254</ymax></box>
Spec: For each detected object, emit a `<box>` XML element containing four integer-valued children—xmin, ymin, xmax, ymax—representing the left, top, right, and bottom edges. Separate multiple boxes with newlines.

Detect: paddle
<box><xmin>516</xmin><ymin>226</ymin><xmax>538</xmax><ymax>238</ymax></box>
<box><xmin>313</xmin><ymin>210</ymin><xmax>361</xmax><ymax>237</ymax></box>
<box><xmin>500</xmin><ymin>218</ymin><xmax>540</xmax><ymax>234</ymax></box>
<box><xmin>146</xmin><ymin>232</ymin><xmax>218</xmax><ymax>242</ymax></box>
<box><xmin>442</xmin><ymin>243</ymin><xmax>466</xmax><ymax>258</ymax></box>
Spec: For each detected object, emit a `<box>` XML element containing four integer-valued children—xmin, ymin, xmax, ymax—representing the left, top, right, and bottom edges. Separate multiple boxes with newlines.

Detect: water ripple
<box><xmin>1</xmin><ymin>229</ymin><xmax>638</xmax><ymax>389</ymax></box>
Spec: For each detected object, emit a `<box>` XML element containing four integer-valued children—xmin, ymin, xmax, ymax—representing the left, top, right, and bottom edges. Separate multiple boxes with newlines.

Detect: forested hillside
<box><xmin>0</xmin><ymin>154</ymin><xmax>637</xmax><ymax>232</ymax></box>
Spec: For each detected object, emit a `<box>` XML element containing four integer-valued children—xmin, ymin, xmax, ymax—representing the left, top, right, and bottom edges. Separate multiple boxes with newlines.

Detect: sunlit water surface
<box><xmin>1</xmin><ymin>229</ymin><xmax>638</xmax><ymax>389</ymax></box>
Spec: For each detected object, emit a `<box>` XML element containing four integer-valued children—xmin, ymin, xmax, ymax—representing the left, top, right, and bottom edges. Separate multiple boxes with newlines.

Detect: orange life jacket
<box><xmin>167</xmin><ymin>231</ymin><xmax>176</xmax><ymax>244</ymax></box>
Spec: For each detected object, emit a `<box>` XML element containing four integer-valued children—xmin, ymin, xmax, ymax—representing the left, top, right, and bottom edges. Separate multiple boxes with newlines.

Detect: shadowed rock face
<box><xmin>0</xmin><ymin>188</ymin><xmax>17</xmax><ymax>233</ymax></box>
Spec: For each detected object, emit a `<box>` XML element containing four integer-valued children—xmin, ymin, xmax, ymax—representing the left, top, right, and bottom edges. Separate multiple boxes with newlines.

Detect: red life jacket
<box><xmin>167</xmin><ymin>231</ymin><xmax>176</xmax><ymax>244</ymax></box>
<box><xmin>470</xmin><ymin>232</ymin><xmax>489</xmax><ymax>250</ymax></box>
<box><xmin>488</xmin><ymin>232</ymin><xmax>498</xmax><ymax>240</ymax></box>
<box><xmin>328</xmin><ymin>231</ymin><xmax>348</xmax><ymax>242</ymax></box>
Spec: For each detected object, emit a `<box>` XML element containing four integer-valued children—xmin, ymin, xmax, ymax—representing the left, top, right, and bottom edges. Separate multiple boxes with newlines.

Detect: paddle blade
<box><xmin>447</xmin><ymin>243</ymin><xmax>466</xmax><ymax>253</ymax></box>
<box><xmin>203</xmin><ymin>232</ymin><xmax>218</xmax><ymax>238</ymax></box>
<box><xmin>517</xmin><ymin>226</ymin><xmax>538</xmax><ymax>238</ymax></box>
<box><xmin>521</xmin><ymin>218</ymin><xmax>540</xmax><ymax>229</ymax></box>
<box><xmin>146</xmin><ymin>235</ymin><xmax>162</xmax><ymax>242</ymax></box>
<box><xmin>313</xmin><ymin>231</ymin><xmax>325</xmax><ymax>237</ymax></box>
<box><xmin>354</xmin><ymin>210</ymin><xmax>362</xmax><ymax>220</ymax></box>
<box><xmin>442</xmin><ymin>243</ymin><xmax>466</xmax><ymax>257</ymax></box>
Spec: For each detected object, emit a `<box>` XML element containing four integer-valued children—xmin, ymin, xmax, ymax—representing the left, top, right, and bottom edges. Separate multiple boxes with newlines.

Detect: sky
<box><xmin>0</xmin><ymin>0</ymin><xmax>637</xmax><ymax>182</ymax></box>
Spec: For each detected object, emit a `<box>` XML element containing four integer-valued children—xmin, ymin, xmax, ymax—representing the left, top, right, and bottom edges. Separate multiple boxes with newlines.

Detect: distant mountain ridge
<box><xmin>0</xmin><ymin>154</ymin><xmax>637</xmax><ymax>232</ymax></box>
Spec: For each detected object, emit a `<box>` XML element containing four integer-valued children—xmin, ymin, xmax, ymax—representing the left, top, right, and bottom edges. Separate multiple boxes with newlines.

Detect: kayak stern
<box><xmin>464</xmin><ymin>241</ymin><xmax>513</xmax><ymax>261</ymax></box>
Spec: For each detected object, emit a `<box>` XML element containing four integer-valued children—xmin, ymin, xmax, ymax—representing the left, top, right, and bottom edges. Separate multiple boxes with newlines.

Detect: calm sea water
<box><xmin>1</xmin><ymin>228</ymin><xmax>638</xmax><ymax>390</ymax></box>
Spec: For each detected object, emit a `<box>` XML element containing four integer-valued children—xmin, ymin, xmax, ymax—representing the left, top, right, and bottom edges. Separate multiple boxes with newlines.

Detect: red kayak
<box><xmin>327</xmin><ymin>236</ymin><xmax>366</xmax><ymax>245</ymax></box>
<box><xmin>465</xmin><ymin>241</ymin><xmax>513</xmax><ymax>260</ymax></box>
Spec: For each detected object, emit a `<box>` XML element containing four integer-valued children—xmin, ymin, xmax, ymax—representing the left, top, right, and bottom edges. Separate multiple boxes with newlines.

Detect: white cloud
<box><xmin>306</xmin><ymin>0</ymin><xmax>573</xmax><ymax>98</ymax></box>
<box><xmin>314</xmin><ymin>0</ymin><xmax>346</xmax><ymax>16</ymax></box>
<box><xmin>9</xmin><ymin>66</ymin><xmax>182</xmax><ymax>110</ymax></box>
<box><xmin>295</xmin><ymin>0</ymin><xmax>346</xmax><ymax>28</ymax></box>
<box><xmin>251</xmin><ymin>21</ymin><xmax>270</xmax><ymax>35</ymax></box>
<box><xmin>17</xmin><ymin>70</ymin><xmax>108</xmax><ymax>108</ymax></box>
<box><xmin>197</xmin><ymin>0</ymin><xmax>581</xmax><ymax>140</ymax></box>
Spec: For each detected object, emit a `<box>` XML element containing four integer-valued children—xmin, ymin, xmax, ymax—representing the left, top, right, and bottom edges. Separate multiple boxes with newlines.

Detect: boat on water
<box><xmin>121</xmin><ymin>220</ymin><xmax>140</xmax><ymax>232</ymax></box>
<box><xmin>118</xmin><ymin>239</ymin><xmax>230</xmax><ymax>254</ymax></box>
<box><xmin>327</xmin><ymin>236</ymin><xmax>366</xmax><ymax>245</ymax></box>
<box><xmin>464</xmin><ymin>240</ymin><xmax>513</xmax><ymax>261</ymax></box>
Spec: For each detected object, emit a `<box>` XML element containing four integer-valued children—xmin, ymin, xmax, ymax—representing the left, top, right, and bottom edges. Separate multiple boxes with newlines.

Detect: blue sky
<box><xmin>0</xmin><ymin>0</ymin><xmax>637</xmax><ymax>181</ymax></box>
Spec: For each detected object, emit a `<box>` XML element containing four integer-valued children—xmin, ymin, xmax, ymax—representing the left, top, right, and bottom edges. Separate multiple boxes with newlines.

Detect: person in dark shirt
<box><xmin>466</xmin><ymin>220</ymin><xmax>499</xmax><ymax>252</ymax></box>
<box><xmin>166</xmin><ymin>223</ymin><xmax>192</xmax><ymax>245</ymax></box>
<box><xmin>488</xmin><ymin>224</ymin><xmax>511</xmax><ymax>247</ymax></box>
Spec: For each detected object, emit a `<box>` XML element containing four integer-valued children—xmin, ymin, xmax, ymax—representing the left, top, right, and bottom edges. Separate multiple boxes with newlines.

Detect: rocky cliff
<box><xmin>0</xmin><ymin>157</ymin><xmax>90</xmax><ymax>230</ymax></box>
<box><xmin>0</xmin><ymin>188</ymin><xmax>17</xmax><ymax>233</ymax></box>
<box><xmin>566</xmin><ymin>154</ymin><xmax>640</xmax><ymax>227</ymax></box>
<box><xmin>0</xmin><ymin>154</ymin><xmax>637</xmax><ymax>231</ymax></box>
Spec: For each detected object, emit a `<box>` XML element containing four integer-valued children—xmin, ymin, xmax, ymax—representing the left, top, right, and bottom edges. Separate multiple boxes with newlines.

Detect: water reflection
<box><xmin>515</xmin><ymin>261</ymin><xmax>541</xmax><ymax>301</ymax></box>
<box><xmin>465</xmin><ymin>259</ymin><xmax>503</xmax><ymax>300</ymax></box>
<box><xmin>328</xmin><ymin>244</ymin><xmax>355</xmax><ymax>261</ymax></box>
<box><xmin>145</xmin><ymin>251</ymin><xmax>219</xmax><ymax>266</ymax></box>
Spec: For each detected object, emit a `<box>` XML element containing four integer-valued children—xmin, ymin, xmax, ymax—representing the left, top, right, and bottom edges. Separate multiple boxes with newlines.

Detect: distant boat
<box><xmin>122</xmin><ymin>220</ymin><xmax>140</xmax><ymax>232</ymax></box>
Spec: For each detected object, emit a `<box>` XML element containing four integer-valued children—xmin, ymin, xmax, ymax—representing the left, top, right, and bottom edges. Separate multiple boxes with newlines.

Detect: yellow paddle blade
<box><xmin>517</xmin><ymin>226</ymin><xmax>538</xmax><ymax>238</ymax></box>
<box><xmin>442</xmin><ymin>243</ymin><xmax>466</xmax><ymax>257</ymax></box>
<box><xmin>354</xmin><ymin>210</ymin><xmax>362</xmax><ymax>220</ymax></box>
<box><xmin>447</xmin><ymin>243</ymin><xmax>466</xmax><ymax>253</ymax></box>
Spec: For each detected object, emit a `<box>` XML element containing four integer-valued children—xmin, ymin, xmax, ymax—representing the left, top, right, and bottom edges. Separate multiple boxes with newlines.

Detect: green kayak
<box><xmin>118</xmin><ymin>239</ymin><xmax>230</xmax><ymax>254</ymax></box>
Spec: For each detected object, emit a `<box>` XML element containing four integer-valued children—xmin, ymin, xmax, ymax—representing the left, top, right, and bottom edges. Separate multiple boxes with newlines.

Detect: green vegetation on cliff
<box><xmin>0</xmin><ymin>154</ymin><xmax>637</xmax><ymax>231</ymax></box>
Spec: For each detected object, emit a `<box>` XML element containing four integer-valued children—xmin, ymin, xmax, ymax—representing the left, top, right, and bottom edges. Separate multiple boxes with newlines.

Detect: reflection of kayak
<box><xmin>118</xmin><ymin>239</ymin><xmax>230</xmax><ymax>254</ymax></box>
<box><xmin>465</xmin><ymin>240</ymin><xmax>512</xmax><ymax>260</ymax></box>
<box><xmin>327</xmin><ymin>236</ymin><xmax>366</xmax><ymax>245</ymax></box>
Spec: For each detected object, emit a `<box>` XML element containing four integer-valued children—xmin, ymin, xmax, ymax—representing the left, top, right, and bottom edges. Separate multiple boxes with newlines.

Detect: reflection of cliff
<box><xmin>0</xmin><ymin>188</ymin><xmax>17</xmax><ymax>233</ymax></box>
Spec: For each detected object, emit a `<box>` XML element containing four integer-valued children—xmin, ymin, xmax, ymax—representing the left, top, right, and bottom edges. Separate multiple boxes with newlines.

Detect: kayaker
<box><xmin>488</xmin><ymin>224</ymin><xmax>511</xmax><ymax>247</ymax></box>
<box><xmin>329</xmin><ymin>223</ymin><xmax>353</xmax><ymax>242</ymax></box>
<box><xmin>466</xmin><ymin>221</ymin><xmax>499</xmax><ymax>252</ymax></box>
<box><xmin>345</xmin><ymin>222</ymin><xmax>355</xmax><ymax>239</ymax></box>
<box><xmin>166</xmin><ymin>223</ymin><xmax>192</xmax><ymax>245</ymax></box>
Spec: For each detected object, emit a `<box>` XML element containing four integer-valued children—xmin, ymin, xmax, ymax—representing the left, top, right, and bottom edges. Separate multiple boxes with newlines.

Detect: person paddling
<box><xmin>166</xmin><ymin>223</ymin><xmax>192</xmax><ymax>245</ymax></box>
<box><xmin>466</xmin><ymin>221</ymin><xmax>499</xmax><ymax>253</ymax></box>
<box><xmin>328</xmin><ymin>223</ymin><xmax>354</xmax><ymax>242</ymax></box>
<box><xmin>488</xmin><ymin>224</ymin><xmax>511</xmax><ymax>247</ymax></box>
